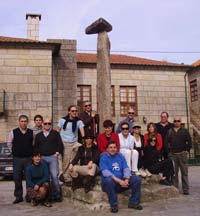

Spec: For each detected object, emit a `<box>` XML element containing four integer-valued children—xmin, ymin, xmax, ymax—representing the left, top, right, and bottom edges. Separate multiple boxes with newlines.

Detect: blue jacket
<box><xmin>99</xmin><ymin>152</ymin><xmax>131</xmax><ymax>180</ymax></box>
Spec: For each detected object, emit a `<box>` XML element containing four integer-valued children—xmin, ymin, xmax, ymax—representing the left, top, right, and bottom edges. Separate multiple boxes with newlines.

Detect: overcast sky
<box><xmin>0</xmin><ymin>0</ymin><xmax>200</xmax><ymax>64</ymax></box>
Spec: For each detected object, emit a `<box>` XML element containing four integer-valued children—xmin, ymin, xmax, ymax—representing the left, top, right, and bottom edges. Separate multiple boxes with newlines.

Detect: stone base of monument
<box><xmin>61</xmin><ymin>175</ymin><xmax>180</xmax><ymax>210</ymax></box>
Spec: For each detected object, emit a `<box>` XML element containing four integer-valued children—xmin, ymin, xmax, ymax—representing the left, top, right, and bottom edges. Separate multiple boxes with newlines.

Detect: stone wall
<box><xmin>77</xmin><ymin>66</ymin><xmax>189</xmax><ymax>133</ymax></box>
<box><xmin>0</xmin><ymin>48</ymin><xmax>52</xmax><ymax>141</ymax></box>
<box><xmin>49</xmin><ymin>39</ymin><xmax>77</xmax><ymax>126</ymax></box>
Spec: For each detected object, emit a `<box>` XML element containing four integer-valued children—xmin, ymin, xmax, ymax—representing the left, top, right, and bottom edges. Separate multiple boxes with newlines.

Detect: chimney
<box><xmin>26</xmin><ymin>13</ymin><xmax>41</xmax><ymax>40</ymax></box>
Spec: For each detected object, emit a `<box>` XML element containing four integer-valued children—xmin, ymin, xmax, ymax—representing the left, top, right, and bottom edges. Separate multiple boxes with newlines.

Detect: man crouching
<box><xmin>100</xmin><ymin>141</ymin><xmax>143</xmax><ymax>213</ymax></box>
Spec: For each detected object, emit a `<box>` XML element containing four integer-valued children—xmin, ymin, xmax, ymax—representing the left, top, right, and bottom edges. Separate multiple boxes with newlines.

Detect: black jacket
<box><xmin>165</xmin><ymin>127</ymin><xmax>192</xmax><ymax>153</ymax></box>
<box><xmin>143</xmin><ymin>144</ymin><xmax>160</xmax><ymax>169</ymax></box>
<box><xmin>35</xmin><ymin>130</ymin><xmax>64</xmax><ymax>156</ymax></box>
<box><xmin>71</xmin><ymin>145</ymin><xmax>100</xmax><ymax>166</ymax></box>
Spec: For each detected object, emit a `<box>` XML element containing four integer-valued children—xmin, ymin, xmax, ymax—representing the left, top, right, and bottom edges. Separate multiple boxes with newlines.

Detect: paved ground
<box><xmin>1</xmin><ymin>166</ymin><xmax>200</xmax><ymax>216</ymax></box>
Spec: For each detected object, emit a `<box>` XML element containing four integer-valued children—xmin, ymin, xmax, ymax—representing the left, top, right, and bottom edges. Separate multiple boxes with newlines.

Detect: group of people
<box><xmin>7</xmin><ymin>100</ymin><xmax>192</xmax><ymax>213</ymax></box>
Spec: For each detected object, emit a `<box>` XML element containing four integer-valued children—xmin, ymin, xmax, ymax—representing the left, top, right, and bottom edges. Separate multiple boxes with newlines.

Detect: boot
<box><xmin>83</xmin><ymin>175</ymin><xmax>94</xmax><ymax>193</ymax></box>
<box><xmin>71</xmin><ymin>176</ymin><xmax>83</xmax><ymax>191</ymax></box>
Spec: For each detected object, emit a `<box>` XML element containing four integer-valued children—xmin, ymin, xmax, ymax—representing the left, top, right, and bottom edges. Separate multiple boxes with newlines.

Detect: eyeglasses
<box><xmin>128</xmin><ymin>112</ymin><xmax>134</xmax><ymax>115</ymax></box>
<box><xmin>150</xmin><ymin>139</ymin><xmax>157</xmax><ymax>142</ymax></box>
<box><xmin>174</xmin><ymin>120</ymin><xmax>181</xmax><ymax>123</ymax></box>
<box><xmin>44</xmin><ymin>122</ymin><xmax>51</xmax><ymax>125</ymax></box>
<box><xmin>121</xmin><ymin>127</ymin><xmax>129</xmax><ymax>130</ymax></box>
<box><xmin>71</xmin><ymin>110</ymin><xmax>78</xmax><ymax>112</ymax></box>
<box><xmin>85</xmin><ymin>104</ymin><xmax>91</xmax><ymax>107</ymax></box>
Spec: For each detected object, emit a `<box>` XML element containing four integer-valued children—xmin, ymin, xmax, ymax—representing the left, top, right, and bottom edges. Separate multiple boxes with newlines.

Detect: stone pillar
<box><xmin>26</xmin><ymin>14</ymin><xmax>41</xmax><ymax>40</ymax></box>
<box><xmin>86</xmin><ymin>18</ymin><xmax>112</xmax><ymax>132</ymax></box>
<box><xmin>47</xmin><ymin>39</ymin><xmax>77</xmax><ymax>125</ymax></box>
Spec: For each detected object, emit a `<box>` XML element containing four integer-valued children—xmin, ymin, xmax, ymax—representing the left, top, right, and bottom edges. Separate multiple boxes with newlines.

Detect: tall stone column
<box><xmin>86</xmin><ymin>18</ymin><xmax>112</xmax><ymax>132</ymax></box>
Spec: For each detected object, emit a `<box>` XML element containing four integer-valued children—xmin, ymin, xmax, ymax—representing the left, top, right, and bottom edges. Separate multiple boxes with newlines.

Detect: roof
<box><xmin>77</xmin><ymin>53</ymin><xmax>191</xmax><ymax>67</ymax></box>
<box><xmin>192</xmin><ymin>60</ymin><xmax>200</xmax><ymax>67</ymax></box>
<box><xmin>0</xmin><ymin>36</ymin><xmax>55</xmax><ymax>44</ymax></box>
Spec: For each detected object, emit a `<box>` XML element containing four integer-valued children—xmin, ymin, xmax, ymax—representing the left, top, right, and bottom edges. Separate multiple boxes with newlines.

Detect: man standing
<box><xmin>57</xmin><ymin>105</ymin><xmax>85</xmax><ymax>185</ymax></box>
<box><xmin>35</xmin><ymin>117</ymin><xmax>63</xmax><ymax>201</ymax></box>
<box><xmin>32</xmin><ymin>114</ymin><xmax>43</xmax><ymax>137</ymax></box>
<box><xmin>116</xmin><ymin>108</ymin><xmax>135</xmax><ymax>134</ymax></box>
<box><xmin>7</xmin><ymin>115</ymin><xmax>33</xmax><ymax>204</ymax></box>
<box><xmin>78</xmin><ymin>100</ymin><xmax>99</xmax><ymax>138</ymax></box>
<box><xmin>156</xmin><ymin>112</ymin><xmax>174</xmax><ymax>159</ymax></box>
<box><xmin>166</xmin><ymin>117</ymin><xmax>192</xmax><ymax>195</ymax></box>
<box><xmin>100</xmin><ymin>141</ymin><xmax>142</xmax><ymax>213</ymax></box>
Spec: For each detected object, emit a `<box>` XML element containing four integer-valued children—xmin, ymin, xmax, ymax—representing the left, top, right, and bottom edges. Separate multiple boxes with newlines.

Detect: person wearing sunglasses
<box><xmin>57</xmin><ymin>105</ymin><xmax>85</xmax><ymax>185</ymax></box>
<box><xmin>144</xmin><ymin>122</ymin><xmax>163</xmax><ymax>152</ymax></box>
<box><xmin>143</xmin><ymin>135</ymin><xmax>174</xmax><ymax>186</ymax></box>
<box><xmin>78</xmin><ymin>100</ymin><xmax>99</xmax><ymax>139</ymax></box>
<box><xmin>116</xmin><ymin>108</ymin><xmax>135</xmax><ymax>134</ymax></box>
<box><xmin>35</xmin><ymin>117</ymin><xmax>64</xmax><ymax>202</ymax></box>
<box><xmin>166</xmin><ymin>117</ymin><xmax>192</xmax><ymax>195</ymax></box>
<box><xmin>118</xmin><ymin>123</ymin><xmax>140</xmax><ymax>176</ymax></box>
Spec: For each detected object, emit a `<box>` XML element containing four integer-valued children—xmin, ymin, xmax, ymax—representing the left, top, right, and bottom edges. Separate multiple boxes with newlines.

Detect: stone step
<box><xmin>61</xmin><ymin>175</ymin><xmax>180</xmax><ymax>210</ymax></box>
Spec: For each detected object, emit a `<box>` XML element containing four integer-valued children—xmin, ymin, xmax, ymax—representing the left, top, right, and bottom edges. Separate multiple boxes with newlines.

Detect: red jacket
<box><xmin>144</xmin><ymin>133</ymin><xmax>163</xmax><ymax>151</ymax></box>
<box><xmin>97</xmin><ymin>133</ymin><xmax>120</xmax><ymax>153</ymax></box>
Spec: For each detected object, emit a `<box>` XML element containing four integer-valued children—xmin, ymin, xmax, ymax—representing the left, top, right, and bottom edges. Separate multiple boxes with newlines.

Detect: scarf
<box><xmin>62</xmin><ymin>114</ymin><xmax>81</xmax><ymax>132</ymax></box>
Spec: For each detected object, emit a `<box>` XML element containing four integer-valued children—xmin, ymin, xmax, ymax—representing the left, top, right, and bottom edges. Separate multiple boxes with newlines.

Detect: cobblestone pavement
<box><xmin>1</xmin><ymin>166</ymin><xmax>200</xmax><ymax>216</ymax></box>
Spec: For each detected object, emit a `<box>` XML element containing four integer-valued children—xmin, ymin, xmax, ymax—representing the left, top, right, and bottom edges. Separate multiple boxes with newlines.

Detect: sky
<box><xmin>0</xmin><ymin>0</ymin><xmax>200</xmax><ymax>64</ymax></box>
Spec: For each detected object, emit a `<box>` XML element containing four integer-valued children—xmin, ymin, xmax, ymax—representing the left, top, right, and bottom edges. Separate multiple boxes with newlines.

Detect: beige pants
<box><xmin>62</xmin><ymin>141</ymin><xmax>82</xmax><ymax>182</ymax></box>
<box><xmin>70</xmin><ymin>164</ymin><xmax>98</xmax><ymax>178</ymax></box>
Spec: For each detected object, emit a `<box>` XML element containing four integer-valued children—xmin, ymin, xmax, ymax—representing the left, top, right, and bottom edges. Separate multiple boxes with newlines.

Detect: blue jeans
<box><xmin>101</xmin><ymin>175</ymin><xmax>141</xmax><ymax>207</ymax></box>
<box><xmin>42</xmin><ymin>155</ymin><xmax>61</xmax><ymax>198</ymax></box>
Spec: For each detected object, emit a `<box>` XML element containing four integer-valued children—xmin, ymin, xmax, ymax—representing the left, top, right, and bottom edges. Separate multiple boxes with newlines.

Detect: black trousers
<box><xmin>13</xmin><ymin>157</ymin><xmax>32</xmax><ymax>199</ymax></box>
<box><xmin>147</xmin><ymin>159</ymin><xmax>174</xmax><ymax>179</ymax></box>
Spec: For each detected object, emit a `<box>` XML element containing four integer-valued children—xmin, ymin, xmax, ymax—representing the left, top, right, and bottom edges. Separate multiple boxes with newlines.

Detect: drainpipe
<box><xmin>184</xmin><ymin>72</ymin><xmax>189</xmax><ymax>130</ymax></box>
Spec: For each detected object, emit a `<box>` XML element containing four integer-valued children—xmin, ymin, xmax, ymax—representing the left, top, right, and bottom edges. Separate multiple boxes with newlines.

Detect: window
<box><xmin>120</xmin><ymin>86</ymin><xmax>137</xmax><ymax>116</ymax></box>
<box><xmin>111</xmin><ymin>86</ymin><xmax>115</xmax><ymax>116</ymax></box>
<box><xmin>190</xmin><ymin>80</ymin><xmax>198</xmax><ymax>102</ymax></box>
<box><xmin>77</xmin><ymin>85</ymin><xmax>92</xmax><ymax>111</ymax></box>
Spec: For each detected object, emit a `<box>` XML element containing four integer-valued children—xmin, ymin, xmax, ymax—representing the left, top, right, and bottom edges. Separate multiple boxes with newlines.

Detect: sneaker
<box><xmin>145</xmin><ymin>169</ymin><xmax>152</xmax><ymax>177</ymax></box>
<box><xmin>128</xmin><ymin>203</ymin><xmax>143</xmax><ymax>210</ymax></box>
<box><xmin>110</xmin><ymin>205</ymin><xmax>118</xmax><ymax>213</ymax></box>
<box><xmin>42</xmin><ymin>201</ymin><xmax>52</xmax><ymax>207</ymax></box>
<box><xmin>139</xmin><ymin>168</ymin><xmax>147</xmax><ymax>177</ymax></box>
<box><xmin>134</xmin><ymin>171</ymin><xmax>141</xmax><ymax>176</ymax></box>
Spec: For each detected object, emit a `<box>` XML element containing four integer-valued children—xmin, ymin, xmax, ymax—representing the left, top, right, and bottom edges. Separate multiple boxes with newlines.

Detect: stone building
<box><xmin>76</xmin><ymin>53</ymin><xmax>192</xmax><ymax>132</ymax></box>
<box><xmin>0</xmin><ymin>13</ymin><xmax>198</xmax><ymax>142</ymax></box>
<box><xmin>0</xmin><ymin>14</ymin><xmax>77</xmax><ymax>141</ymax></box>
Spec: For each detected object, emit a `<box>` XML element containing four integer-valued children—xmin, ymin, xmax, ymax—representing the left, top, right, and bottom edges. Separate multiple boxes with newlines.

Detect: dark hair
<box><xmin>68</xmin><ymin>105</ymin><xmax>77</xmax><ymax>112</ymax></box>
<box><xmin>106</xmin><ymin>141</ymin><xmax>117</xmax><ymax>148</ymax></box>
<box><xmin>121</xmin><ymin>122</ymin><xmax>129</xmax><ymax>129</ymax></box>
<box><xmin>161</xmin><ymin>111</ymin><xmax>169</xmax><ymax>118</ymax></box>
<box><xmin>148</xmin><ymin>134</ymin><xmax>158</xmax><ymax>148</ymax></box>
<box><xmin>18</xmin><ymin>114</ymin><xmax>29</xmax><ymax>122</ymax></box>
<box><xmin>34</xmin><ymin>114</ymin><xmax>43</xmax><ymax>121</ymax></box>
<box><xmin>103</xmin><ymin>120</ymin><xmax>113</xmax><ymax>128</ymax></box>
<box><xmin>147</xmin><ymin>122</ymin><xmax>157</xmax><ymax>135</ymax></box>
<box><xmin>32</xmin><ymin>151</ymin><xmax>41</xmax><ymax>157</ymax></box>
